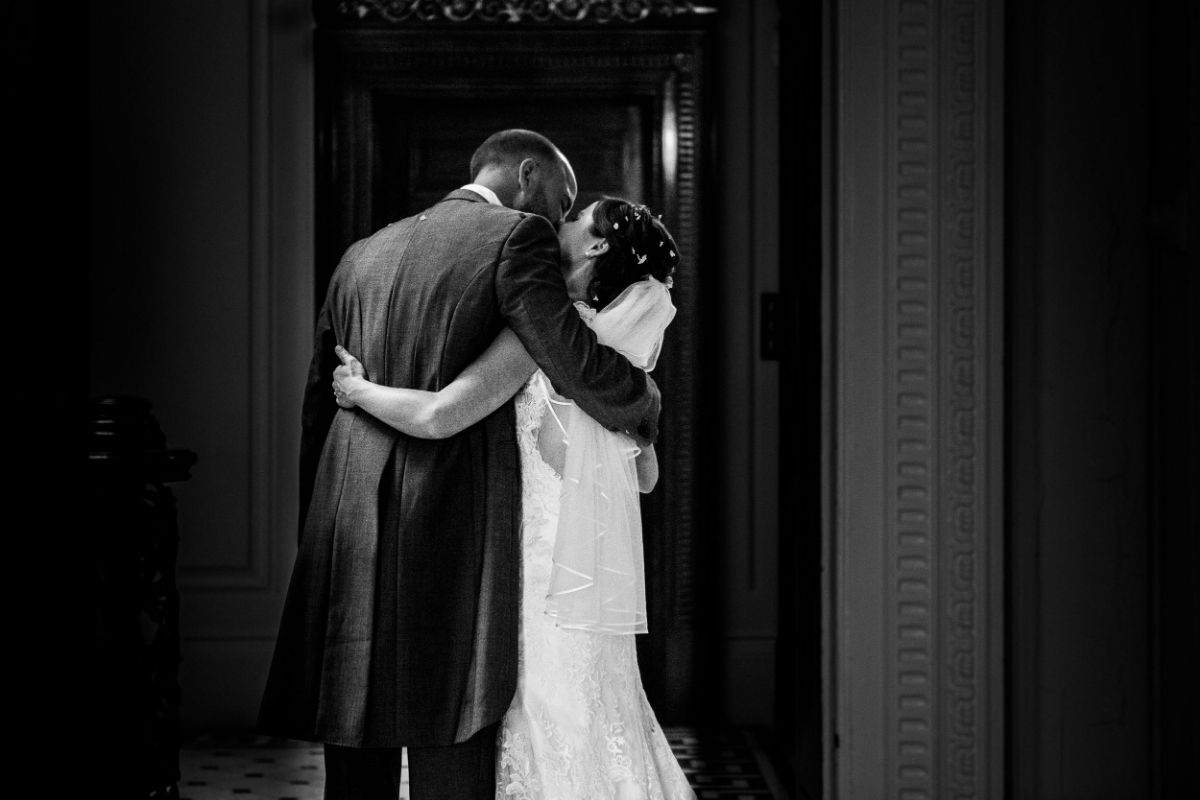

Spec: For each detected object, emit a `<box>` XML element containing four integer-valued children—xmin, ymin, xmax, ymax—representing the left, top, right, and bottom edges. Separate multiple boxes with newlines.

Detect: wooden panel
<box><xmin>376</xmin><ymin>98</ymin><xmax>645</xmax><ymax>223</ymax></box>
<box><xmin>1008</xmin><ymin>0</ymin><xmax>1170</xmax><ymax>795</ymax></box>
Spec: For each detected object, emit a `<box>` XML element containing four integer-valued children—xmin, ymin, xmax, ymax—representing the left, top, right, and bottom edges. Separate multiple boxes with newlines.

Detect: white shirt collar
<box><xmin>460</xmin><ymin>183</ymin><xmax>502</xmax><ymax>207</ymax></box>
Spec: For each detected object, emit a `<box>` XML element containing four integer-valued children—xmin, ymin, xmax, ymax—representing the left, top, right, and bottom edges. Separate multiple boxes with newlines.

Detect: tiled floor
<box><xmin>178</xmin><ymin>727</ymin><xmax>789</xmax><ymax>800</ymax></box>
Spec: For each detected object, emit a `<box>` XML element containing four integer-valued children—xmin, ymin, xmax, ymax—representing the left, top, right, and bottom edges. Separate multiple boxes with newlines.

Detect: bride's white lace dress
<box><xmin>495</xmin><ymin>370</ymin><xmax>695</xmax><ymax>800</ymax></box>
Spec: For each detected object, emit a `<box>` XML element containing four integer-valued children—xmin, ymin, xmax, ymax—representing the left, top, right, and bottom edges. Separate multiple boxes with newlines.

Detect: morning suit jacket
<box><xmin>257</xmin><ymin>189</ymin><xmax>661</xmax><ymax>748</ymax></box>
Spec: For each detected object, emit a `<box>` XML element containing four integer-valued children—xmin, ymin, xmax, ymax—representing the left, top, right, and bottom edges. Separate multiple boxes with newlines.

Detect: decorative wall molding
<box><xmin>833</xmin><ymin>0</ymin><xmax>1004</xmax><ymax>795</ymax></box>
<box><xmin>334</xmin><ymin>49</ymin><xmax>687</xmax><ymax>73</ymax></box>
<box><xmin>938</xmin><ymin>2</ymin><xmax>1004</xmax><ymax>794</ymax></box>
<box><xmin>177</xmin><ymin>0</ymin><xmax>272</xmax><ymax>592</ymax></box>
<box><xmin>329</xmin><ymin>0</ymin><xmax>717</xmax><ymax>25</ymax></box>
<box><xmin>885</xmin><ymin>1</ymin><xmax>937</xmax><ymax>792</ymax></box>
<box><xmin>656</xmin><ymin>57</ymin><xmax>700</xmax><ymax>714</ymax></box>
<box><xmin>178</xmin><ymin>0</ymin><xmax>316</xmax><ymax>651</ymax></box>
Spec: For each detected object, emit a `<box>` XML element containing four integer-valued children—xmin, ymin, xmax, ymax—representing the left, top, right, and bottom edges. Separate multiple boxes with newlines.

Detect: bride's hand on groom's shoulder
<box><xmin>332</xmin><ymin>345</ymin><xmax>368</xmax><ymax>408</ymax></box>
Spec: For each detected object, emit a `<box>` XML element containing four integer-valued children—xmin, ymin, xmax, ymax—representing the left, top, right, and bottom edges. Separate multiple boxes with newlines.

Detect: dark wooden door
<box><xmin>375</xmin><ymin>99</ymin><xmax>646</xmax><ymax>227</ymax></box>
<box><xmin>315</xmin><ymin>20</ymin><xmax>709</xmax><ymax>720</ymax></box>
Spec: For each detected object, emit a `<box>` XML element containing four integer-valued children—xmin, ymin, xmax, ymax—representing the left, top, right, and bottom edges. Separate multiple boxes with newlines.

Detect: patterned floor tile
<box><xmin>177</xmin><ymin>727</ymin><xmax>785</xmax><ymax>799</ymax></box>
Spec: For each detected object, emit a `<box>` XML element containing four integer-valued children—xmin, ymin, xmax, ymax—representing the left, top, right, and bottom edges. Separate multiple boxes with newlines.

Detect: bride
<box><xmin>331</xmin><ymin>196</ymin><xmax>696</xmax><ymax>800</ymax></box>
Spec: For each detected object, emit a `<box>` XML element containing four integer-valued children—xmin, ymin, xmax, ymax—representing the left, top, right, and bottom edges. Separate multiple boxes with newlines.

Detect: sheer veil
<box><xmin>544</xmin><ymin>277</ymin><xmax>676</xmax><ymax>634</ymax></box>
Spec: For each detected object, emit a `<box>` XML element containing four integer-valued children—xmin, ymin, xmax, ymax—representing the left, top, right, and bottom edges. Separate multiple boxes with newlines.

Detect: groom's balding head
<box><xmin>469</xmin><ymin>129</ymin><xmax>577</xmax><ymax>226</ymax></box>
<box><xmin>469</xmin><ymin>129</ymin><xmax>559</xmax><ymax>180</ymax></box>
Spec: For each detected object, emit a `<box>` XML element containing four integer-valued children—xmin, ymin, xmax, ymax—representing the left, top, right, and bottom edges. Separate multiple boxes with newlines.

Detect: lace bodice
<box><xmin>513</xmin><ymin>372</ymin><xmax>561</xmax><ymax>627</ymax></box>
<box><xmin>496</xmin><ymin>372</ymin><xmax>694</xmax><ymax>800</ymax></box>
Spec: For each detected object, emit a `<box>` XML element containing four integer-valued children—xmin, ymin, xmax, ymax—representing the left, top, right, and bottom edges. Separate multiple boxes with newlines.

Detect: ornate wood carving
<box><xmin>650</xmin><ymin>48</ymin><xmax>702</xmax><ymax>714</ymax></box>
<box><xmin>327</xmin><ymin>0</ymin><xmax>717</xmax><ymax>25</ymax></box>
<box><xmin>835</xmin><ymin>0</ymin><xmax>1003</xmax><ymax>795</ymax></box>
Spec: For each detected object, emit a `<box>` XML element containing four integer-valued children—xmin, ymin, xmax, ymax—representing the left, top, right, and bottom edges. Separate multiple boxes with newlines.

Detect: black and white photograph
<box><xmin>21</xmin><ymin>0</ymin><xmax>1196</xmax><ymax>797</ymax></box>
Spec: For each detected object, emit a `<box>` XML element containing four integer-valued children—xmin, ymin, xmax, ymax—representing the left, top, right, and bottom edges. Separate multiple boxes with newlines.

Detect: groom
<box><xmin>258</xmin><ymin>129</ymin><xmax>660</xmax><ymax>799</ymax></box>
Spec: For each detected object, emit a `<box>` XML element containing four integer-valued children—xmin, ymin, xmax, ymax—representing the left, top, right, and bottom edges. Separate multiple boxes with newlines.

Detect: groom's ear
<box><xmin>587</xmin><ymin>239</ymin><xmax>610</xmax><ymax>258</ymax></box>
<box><xmin>516</xmin><ymin>157</ymin><xmax>537</xmax><ymax>190</ymax></box>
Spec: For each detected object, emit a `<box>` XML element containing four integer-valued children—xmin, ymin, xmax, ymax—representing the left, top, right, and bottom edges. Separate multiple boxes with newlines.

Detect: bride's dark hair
<box><xmin>585</xmin><ymin>197</ymin><xmax>679</xmax><ymax>310</ymax></box>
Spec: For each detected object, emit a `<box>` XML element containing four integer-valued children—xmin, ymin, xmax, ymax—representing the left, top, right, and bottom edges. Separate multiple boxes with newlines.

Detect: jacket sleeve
<box><xmin>494</xmin><ymin>214</ymin><xmax>661</xmax><ymax>444</ymax></box>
